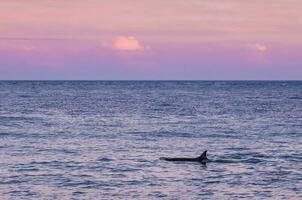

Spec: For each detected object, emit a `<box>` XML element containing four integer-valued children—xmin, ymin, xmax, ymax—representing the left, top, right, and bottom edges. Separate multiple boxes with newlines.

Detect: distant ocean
<box><xmin>0</xmin><ymin>81</ymin><xmax>301</xmax><ymax>199</ymax></box>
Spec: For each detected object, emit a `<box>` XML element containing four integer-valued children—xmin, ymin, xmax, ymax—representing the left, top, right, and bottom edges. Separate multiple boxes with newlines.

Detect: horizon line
<box><xmin>0</xmin><ymin>79</ymin><xmax>301</xmax><ymax>82</ymax></box>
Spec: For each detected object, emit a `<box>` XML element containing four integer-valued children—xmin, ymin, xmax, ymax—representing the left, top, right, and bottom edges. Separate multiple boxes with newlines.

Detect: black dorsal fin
<box><xmin>199</xmin><ymin>150</ymin><xmax>207</xmax><ymax>160</ymax></box>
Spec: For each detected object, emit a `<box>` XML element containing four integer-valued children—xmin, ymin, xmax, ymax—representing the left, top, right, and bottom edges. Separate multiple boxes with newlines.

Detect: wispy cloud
<box><xmin>1</xmin><ymin>1</ymin><xmax>301</xmax><ymax>44</ymax></box>
<box><xmin>0</xmin><ymin>37</ymin><xmax>76</xmax><ymax>41</ymax></box>
<box><xmin>248</xmin><ymin>43</ymin><xmax>267</xmax><ymax>52</ymax></box>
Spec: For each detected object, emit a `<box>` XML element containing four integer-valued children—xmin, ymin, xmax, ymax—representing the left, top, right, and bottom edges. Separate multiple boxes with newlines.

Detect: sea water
<box><xmin>0</xmin><ymin>81</ymin><xmax>301</xmax><ymax>199</ymax></box>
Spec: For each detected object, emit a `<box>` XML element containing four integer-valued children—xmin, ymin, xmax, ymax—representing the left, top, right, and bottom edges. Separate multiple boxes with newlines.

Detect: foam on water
<box><xmin>0</xmin><ymin>81</ymin><xmax>301</xmax><ymax>199</ymax></box>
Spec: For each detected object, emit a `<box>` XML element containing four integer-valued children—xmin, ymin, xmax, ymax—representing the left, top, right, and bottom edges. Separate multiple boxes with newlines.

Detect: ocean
<box><xmin>0</xmin><ymin>81</ymin><xmax>301</xmax><ymax>199</ymax></box>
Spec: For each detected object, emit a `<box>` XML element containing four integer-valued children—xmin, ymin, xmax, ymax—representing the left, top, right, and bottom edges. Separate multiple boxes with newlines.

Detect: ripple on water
<box><xmin>0</xmin><ymin>81</ymin><xmax>302</xmax><ymax>199</ymax></box>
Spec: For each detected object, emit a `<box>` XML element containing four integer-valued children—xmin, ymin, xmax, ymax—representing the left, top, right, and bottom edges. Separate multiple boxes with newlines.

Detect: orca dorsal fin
<box><xmin>199</xmin><ymin>150</ymin><xmax>207</xmax><ymax>160</ymax></box>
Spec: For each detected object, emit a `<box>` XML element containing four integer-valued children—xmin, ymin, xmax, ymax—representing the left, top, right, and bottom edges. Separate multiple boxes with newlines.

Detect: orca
<box><xmin>161</xmin><ymin>150</ymin><xmax>210</xmax><ymax>164</ymax></box>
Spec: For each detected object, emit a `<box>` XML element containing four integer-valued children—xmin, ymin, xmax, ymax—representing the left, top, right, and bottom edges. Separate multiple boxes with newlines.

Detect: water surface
<box><xmin>0</xmin><ymin>81</ymin><xmax>301</xmax><ymax>199</ymax></box>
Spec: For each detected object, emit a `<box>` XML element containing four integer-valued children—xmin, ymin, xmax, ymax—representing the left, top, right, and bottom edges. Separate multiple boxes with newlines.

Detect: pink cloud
<box><xmin>248</xmin><ymin>43</ymin><xmax>267</xmax><ymax>53</ymax></box>
<box><xmin>113</xmin><ymin>36</ymin><xmax>146</xmax><ymax>51</ymax></box>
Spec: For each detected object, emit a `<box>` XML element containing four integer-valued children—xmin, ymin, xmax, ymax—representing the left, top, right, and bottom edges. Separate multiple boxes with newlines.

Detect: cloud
<box><xmin>22</xmin><ymin>45</ymin><xmax>36</xmax><ymax>51</ymax></box>
<box><xmin>0</xmin><ymin>42</ymin><xmax>37</xmax><ymax>52</ymax></box>
<box><xmin>0</xmin><ymin>37</ymin><xmax>74</xmax><ymax>41</ymax></box>
<box><xmin>113</xmin><ymin>36</ymin><xmax>147</xmax><ymax>50</ymax></box>
<box><xmin>249</xmin><ymin>43</ymin><xmax>267</xmax><ymax>52</ymax></box>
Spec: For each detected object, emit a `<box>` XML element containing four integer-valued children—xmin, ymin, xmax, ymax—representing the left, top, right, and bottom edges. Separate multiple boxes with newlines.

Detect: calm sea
<box><xmin>0</xmin><ymin>81</ymin><xmax>301</xmax><ymax>199</ymax></box>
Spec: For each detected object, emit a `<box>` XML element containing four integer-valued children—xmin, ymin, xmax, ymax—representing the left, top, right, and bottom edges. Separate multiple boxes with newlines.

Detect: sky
<box><xmin>0</xmin><ymin>0</ymin><xmax>302</xmax><ymax>80</ymax></box>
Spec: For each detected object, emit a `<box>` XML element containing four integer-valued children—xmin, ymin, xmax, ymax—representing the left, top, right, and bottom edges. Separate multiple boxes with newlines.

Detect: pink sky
<box><xmin>0</xmin><ymin>0</ymin><xmax>302</xmax><ymax>80</ymax></box>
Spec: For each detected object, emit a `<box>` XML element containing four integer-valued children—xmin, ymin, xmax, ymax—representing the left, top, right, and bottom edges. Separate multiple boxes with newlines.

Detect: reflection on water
<box><xmin>0</xmin><ymin>81</ymin><xmax>301</xmax><ymax>199</ymax></box>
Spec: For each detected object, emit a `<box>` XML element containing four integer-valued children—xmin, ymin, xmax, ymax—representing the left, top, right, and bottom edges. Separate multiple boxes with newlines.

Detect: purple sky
<box><xmin>0</xmin><ymin>0</ymin><xmax>302</xmax><ymax>80</ymax></box>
